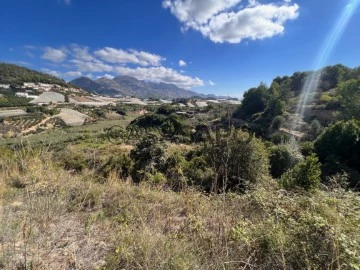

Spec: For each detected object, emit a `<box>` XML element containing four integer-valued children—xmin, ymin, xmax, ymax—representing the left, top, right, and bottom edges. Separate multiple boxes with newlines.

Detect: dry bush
<box><xmin>0</xmin><ymin>148</ymin><xmax>359</xmax><ymax>270</ymax></box>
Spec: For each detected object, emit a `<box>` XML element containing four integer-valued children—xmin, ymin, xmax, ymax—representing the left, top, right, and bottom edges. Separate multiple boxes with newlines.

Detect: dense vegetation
<box><xmin>231</xmin><ymin>64</ymin><xmax>360</xmax><ymax>189</ymax></box>
<box><xmin>0</xmin><ymin>62</ymin><xmax>70</xmax><ymax>87</ymax></box>
<box><xmin>233</xmin><ymin>64</ymin><xmax>360</xmax><ymax>133</ymax></box>
<box><xmin>0</xmin><ymin>93</ymin><xmax>30</xmax><ymax>107</ymax></box>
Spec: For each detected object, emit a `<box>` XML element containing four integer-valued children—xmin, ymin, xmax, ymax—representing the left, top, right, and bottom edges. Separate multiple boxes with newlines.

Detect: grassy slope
<box><xmin>0</xmin><ymin>148</ymin><xmax>359</xmax><ymax>270</ymax></box>
<box><xmin>0</xmin><ymin>62</ymin><xmax>69</xmax><ymax>86</ymax></box>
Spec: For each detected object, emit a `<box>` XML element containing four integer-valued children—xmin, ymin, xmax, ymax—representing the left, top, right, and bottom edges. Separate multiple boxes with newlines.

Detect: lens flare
<box><xmin>294</xmin><ymin>0</ymin><xmax>360</xmax><ymax>123</ymax></box>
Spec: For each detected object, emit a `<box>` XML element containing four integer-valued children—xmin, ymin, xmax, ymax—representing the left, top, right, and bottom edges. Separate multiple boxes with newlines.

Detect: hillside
<box><xmin>0</xmin><ymin>62</ymin><xmax>71</xmax><ymax>87</ymax></box>
<box><xmin>96</xmin><ymin>77</ymin><xmax>135</xmax><ymax>96</ymax></box>
<box><xmin>232</xmin><ymin>64</ymin><xmax>360</xmax><ymax>139</ymax></box>
<box><xmin>71</xmin><ymin>75</ymin><xmax>204</xmax><ymax>99</ymax></box>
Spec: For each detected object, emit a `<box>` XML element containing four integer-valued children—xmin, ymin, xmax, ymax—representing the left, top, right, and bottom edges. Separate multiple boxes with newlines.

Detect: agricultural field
<box><xmin>0</xmin><ymin>114</ymin><xmax>44</xmax><ymax>136</ymax></box>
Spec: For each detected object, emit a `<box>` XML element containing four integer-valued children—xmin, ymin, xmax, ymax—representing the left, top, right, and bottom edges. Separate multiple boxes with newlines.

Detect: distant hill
<box><xmin>96</xmin><ymin>77</ymin><xmax>134</xmax><ymax>96</ymax></box>
<box><xmin>69</xmin><ymin>77</ymin><xmax>105</xmax><ymax>94</ymax></box>
<box><xmin>0</xmin><ymin>62</ymin><xmax>71</xmax><ymax>87</ymax></box>
<box><xmin>70</xmin><ymin>75</ymin><xmax>205</xmax><ymax>99</ymax></box>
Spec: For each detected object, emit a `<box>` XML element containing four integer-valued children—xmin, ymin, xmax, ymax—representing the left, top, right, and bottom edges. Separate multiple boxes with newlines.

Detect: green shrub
<box><xmin>299</xmin><ymin>141</ymin><xmax>315</xmax><ymax>157</ymax></box>
<box><xmin>130</xmin><ymin>136</ymin><xmax>167</xmax><ymax>182</ymax></box>
<box><xmin>185</xmin><ymin>156</ymin><xmax>215</xmax><ymax>191</ymax></box>
<box><xmin>98</xmin><ymin>154</ymin><xmax>133</xmax><ymax>180</ymax></box>
<box><xmin>59</xmin><ymin>151</ymin><xmax>88</xmax><ymax>172</ymax></box>
<box><xmin>144</xmin><ymin>172</ymin><xmax>167</xmax><ymax>185</ymax></box>
<box><xmin>271</xmin><ymin>115</ymin><xmax>285</xmax><ymax>130</ymax></box>
<box><xmin>269</xmin><ymin>144</ymin><xmax>303</xmax><ymax>178</ymax></box>
<box><xmin>156</xmin><ymin>105</ymin><xmax>176</xmax><ymax>116</ymax></box>
<box><xmin>310</xmin><ymin>119</ymin><xmax>323</xmax><ymax>139</ymax></box>
<box><xmin>314</xmin><ymin>120</ymin><xmax>360</xmax><ymax>188</ymax></box>
<box><xmin>202</xmin><ymin>128</ymin><xmax>269</xmax><ymax>193</ymax></box>
<box><xmin>163</xmin><ymin>152</ymin><xmax>188</xmax><ymax>191</ymax></box>
<box><xmin>271</xmin><ymin>132</ymin><xmax>291</xmax><ymax>145</ymax></box>
<box><xmin>281</xmin><ymin>154</ymin><xmax>321</xmax><ymax>191</ymax></box>
<box><xmin>130</xmin><ymin>113</ymin><xmax>166</xmax><ymax>128</ymax></box>
<box><xmin>337</xmin><ymin>78</ymin><xmax>360</xmax><ymax>119</ymax></box>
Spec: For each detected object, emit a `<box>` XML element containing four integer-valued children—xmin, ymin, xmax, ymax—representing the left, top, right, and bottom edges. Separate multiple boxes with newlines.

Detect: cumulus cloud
<box><xmin>71</xmin><ymin>45</ymin><xmax>95</xmax><ymax>61</ymax></box>
<box><xmin>65</xmin><ymin>71</ymin><xmax>82</xmax><ymax>77</ymax></box>
<box><xmin>33</xmin><ymin>44</ymin><xmax>203</xmax><ymax>89</ymax></box>
<box><xmin>163</xmin><ymin>0</ymin><xmax>299</xmax><ymax>43</ymax></box>
<box><xmin>130</xmin><ymin>49</ymin><xmax>166</xmax><ymax>66</ymax></box>
<box><xmin>95</xmin><ymin>47</ymin><xmax>165</xmax><ymax>66</ymax></box>
<box><xmin>42</xmin><ymin>47</ymin><xmax>67</xmax><ymax>62</ymax></box>
<box><xmin>179</xmin><ymin>60</ymin><xmax>187</xmax><ymax>67</ymax></box>
<box><xmin>115</xmin><ymin>66</ymin><xmax>204</xmax><ymax>89</ymax></box>
<box><xmin>162</xmin><ymin>0</ymin><xmax>241</xmax><ymax>25</ymax></box>
<box><xmin>70</xmin><ymin>59</ymin><xmax>114</xmax><ymax>73</ymax></box>
<box><xmin>209</xmin><ymin>80</ymin><xmax>215</xmax><ymax>86</ymax></box>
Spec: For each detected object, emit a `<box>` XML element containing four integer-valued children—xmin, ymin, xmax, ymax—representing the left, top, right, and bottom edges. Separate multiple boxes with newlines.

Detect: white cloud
<box><xmin>95</xmin><ymin>47</ymin><xmax>165</xmax><ymax>66</ymax></box>
<box><xmin>209</xmin><ymin>80</ymin><xmax>216</xmax><ymax>86</ymax></box>
<box><xmin>248</xmin><ymin>0</ymin><xmax>257</xmax><ymax>6</ymax></box>
<box><xmin>179</xmin><ymin>60</ymin><xmax>187</xmax><ymax>67</ymax></box>
<box><xmin>115</xmin><ymin>66</ymin><xmax>204</xmax><ymax>89</ymax></box>
<box><xmin>33</xmin><ymin>44</ymin><xmax>204</xmax><ymax>89</ymax></box>
<box><xmin>163</xmin><ymin>0</ymin><xmax>299</xmax><ymax>43</ymax></box>
<box><xmin>65</xmin><ymin>71</ymin><xmax>82</xmax><ymax>77</ymax></box>
<box><xmin>70</xmin><ymin>59</ymin><xmax>114</xmax><ymax>73</ymax></box>
<box><xmin>42</xmin><ymin>47</ymin><xmax>67</xmax><ymax>62</ymax></box>
<box><xmin>130</xmin><ymin>49</ymin><xmax>166</xmax><ymax>66</ymax></box>
<box><xmin>162</xmin><ymin>0</ymin><xmax>241</xmax><ymax>25</ymax></box>
<box><xmin>71</xmin><ymin>45</ymin><xmax>95</xmax><ymax>61</ymax></box>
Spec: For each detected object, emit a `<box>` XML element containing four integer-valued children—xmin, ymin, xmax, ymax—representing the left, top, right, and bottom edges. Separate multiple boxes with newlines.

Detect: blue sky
<box><xmin>1</xmin><ymin>0</ymin><xmax>359</xmax><ymax>97</ymax></box>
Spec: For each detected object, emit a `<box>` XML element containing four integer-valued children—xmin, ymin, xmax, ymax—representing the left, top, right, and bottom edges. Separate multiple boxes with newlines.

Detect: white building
<box><xmin>22</xmin><ymin>82</ymin><xmax>60</xmax><ymax>92</ymax></box>
<box><xmin>0</xmin><ymin>84</ymin><xmax>10</xmax><ymax>89</ymax></box>
<box><xmin>15</xmin><ymin>92</ymin><xmax>28</xmax><ymax>97</ymax></box>
<box><xmin>15</xmin><ymin>92</ymin><xmax>38</xmax><ymax>99</ymax></box>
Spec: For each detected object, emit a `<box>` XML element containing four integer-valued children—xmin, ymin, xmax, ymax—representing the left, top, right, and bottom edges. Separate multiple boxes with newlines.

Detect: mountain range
<box><xmin>70</xmin><ymin>76</ymin><xmax>206</xmax><ymax>99</ymax></box>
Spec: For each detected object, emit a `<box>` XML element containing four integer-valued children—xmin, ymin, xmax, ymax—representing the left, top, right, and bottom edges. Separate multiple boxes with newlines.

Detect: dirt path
<box><xmin>22</xmin><ymin>115</ymin><xmax>54</xmax><ymax>134</ymax></box>
<box><xmin>279</xmin><ymin>128</ymin><xmax>306</xmax><ymax>139</ymax></box>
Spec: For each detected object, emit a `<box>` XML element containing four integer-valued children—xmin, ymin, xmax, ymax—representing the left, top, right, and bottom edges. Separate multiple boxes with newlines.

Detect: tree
<box><xmin>337</xmin><ymin>79</ymin><xmax>360</xmax><ymax>119</ymax></box>
<box><xmin>314</xmin><ymin>120</ymin><xmax>360</xmax><ymax>177</ymax></box>
<box><xmin>233</xmin><ymin>83</ymin><xmax>269</xmax><ymax>120</ymax></box>
<box><xmin>310</xmin><ymin>119</ymin><xmax>323</xmax><ymax>139</ymax></box>
<box><xmin>281</xmin><ymin>154</ymin><xmax>321</xmax><ymax>191</ymax></box>
<box><xmin>320</xmin><ymin>64</ymin><xmax>351</xmax><ymax>91</ymax></box>
<box><xmin>290</xmin><ymin>71</ymin><xmax>307</xmax><ymax>95</ymax></box>
<box><xmin>269</xmin><ymin>144</ymin><xmax>303</xmax><ymax>178</ymax></box>
<box><xmin>156</xmin><ymin>105</ymin><xmax>176</xmax><ymax>116</ymax></box>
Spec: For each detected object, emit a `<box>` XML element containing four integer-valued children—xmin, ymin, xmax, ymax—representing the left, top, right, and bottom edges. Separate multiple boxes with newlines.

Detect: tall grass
<box><xmin>0</xmin><ymin>147</ymin><xmax>359</xmax><ymax>269</ymax></box>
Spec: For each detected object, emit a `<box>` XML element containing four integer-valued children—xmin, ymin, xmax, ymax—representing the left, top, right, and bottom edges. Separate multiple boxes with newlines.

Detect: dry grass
<box><xmin>0</xmin><ymin>148</ymin><xmax>359</xmax><ymax>269</ymax></box>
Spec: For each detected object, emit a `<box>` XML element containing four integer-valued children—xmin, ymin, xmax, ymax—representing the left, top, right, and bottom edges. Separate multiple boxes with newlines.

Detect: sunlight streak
<box><xmin>295</xmin><ymin>0</ymin><xmax>360</xmax><ymax>122</ymax></box>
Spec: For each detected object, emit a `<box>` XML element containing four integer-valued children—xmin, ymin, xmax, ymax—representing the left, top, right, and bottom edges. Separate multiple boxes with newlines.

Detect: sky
<box><xmin>1</xmin><ymin>0</ymin><xmax>359</xmax><ymax>97</ymax></box>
